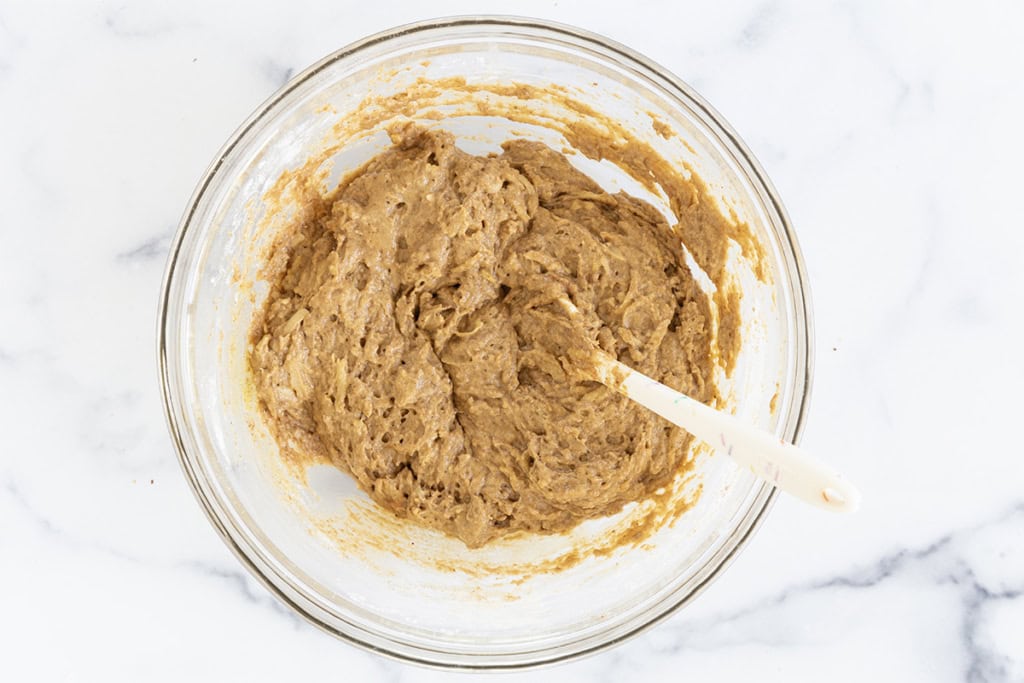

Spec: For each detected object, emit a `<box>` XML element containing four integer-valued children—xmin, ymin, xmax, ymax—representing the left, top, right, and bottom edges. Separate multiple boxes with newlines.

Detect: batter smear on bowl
<box><xmin>250</xmin><ymin>125</ymin><xmax>730</xmax><ymax>548</ymax></box>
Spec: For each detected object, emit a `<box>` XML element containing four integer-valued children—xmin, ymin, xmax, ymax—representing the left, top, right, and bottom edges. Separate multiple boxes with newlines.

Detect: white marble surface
<box><xmin>2</xmin><ymin>0</ymin><xmax>1022</xmax><ymax>680</ymax></box>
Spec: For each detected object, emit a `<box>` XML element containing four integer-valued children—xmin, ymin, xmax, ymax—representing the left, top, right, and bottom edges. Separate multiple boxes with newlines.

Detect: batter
<box><xmin>251</xmin><ymin>125</ymin><xmax>721</xmax><ymax>548</ymax></box>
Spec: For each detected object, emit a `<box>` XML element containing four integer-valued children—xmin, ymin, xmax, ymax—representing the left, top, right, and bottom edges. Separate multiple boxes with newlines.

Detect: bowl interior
<box><xmin>161</xmin><ymin>20</ymin><xmax>807</xmax><ymax>667</ymax></box>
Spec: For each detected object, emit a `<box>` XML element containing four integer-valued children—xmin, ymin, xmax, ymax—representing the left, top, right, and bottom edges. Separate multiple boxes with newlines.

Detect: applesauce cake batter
<box><xmin>250</xmin><ymin>125</ymin><xmax>728</xmax><ymax>548</ymax></box>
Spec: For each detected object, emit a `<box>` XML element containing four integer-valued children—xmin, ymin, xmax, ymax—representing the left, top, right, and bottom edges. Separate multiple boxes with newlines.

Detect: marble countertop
<box><xmin>2</xmin><ymin>1</ymin><xmax>1022</xmax><ymax>680</ymax></box>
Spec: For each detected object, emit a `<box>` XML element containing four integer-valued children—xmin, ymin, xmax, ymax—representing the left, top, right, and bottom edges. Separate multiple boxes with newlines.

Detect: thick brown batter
<box><xmin>251</xmin><ymin>125</ymin><xmax>720</xmax><ymax>548</ymax></box>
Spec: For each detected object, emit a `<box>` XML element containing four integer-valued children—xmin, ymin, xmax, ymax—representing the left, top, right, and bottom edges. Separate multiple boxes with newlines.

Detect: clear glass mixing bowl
<box><xmin>158</xmin><ymin>16</ymin><xmax>812</xmax><ymax>669</ymax></box>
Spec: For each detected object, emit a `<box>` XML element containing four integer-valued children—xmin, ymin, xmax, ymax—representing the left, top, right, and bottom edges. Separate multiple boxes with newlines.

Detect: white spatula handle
<box><xmin>593</xmin><ymin>353</ymin><xmax>860</xmax><ymax>513</ymax></box>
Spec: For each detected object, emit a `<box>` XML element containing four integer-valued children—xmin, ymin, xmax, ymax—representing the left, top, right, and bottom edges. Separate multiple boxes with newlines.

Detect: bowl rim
<box><xmin>157</xmin><ymin>14</ymin><xmax>813</xmax><ymax>670</ymax></box>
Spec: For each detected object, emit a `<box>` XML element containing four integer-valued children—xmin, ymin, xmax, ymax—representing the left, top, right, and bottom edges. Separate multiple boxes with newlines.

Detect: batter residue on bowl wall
<box><xmin>246</xmin><ymin>77</ymin><xmax>765</xmax><ymax>569</ymax></box>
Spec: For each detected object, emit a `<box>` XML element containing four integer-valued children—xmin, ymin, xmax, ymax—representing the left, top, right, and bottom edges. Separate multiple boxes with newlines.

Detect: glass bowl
<box><xmin>158</xmin><ymin>16</ymin><xmax>812</xmax><ymax>670</ymax></box>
